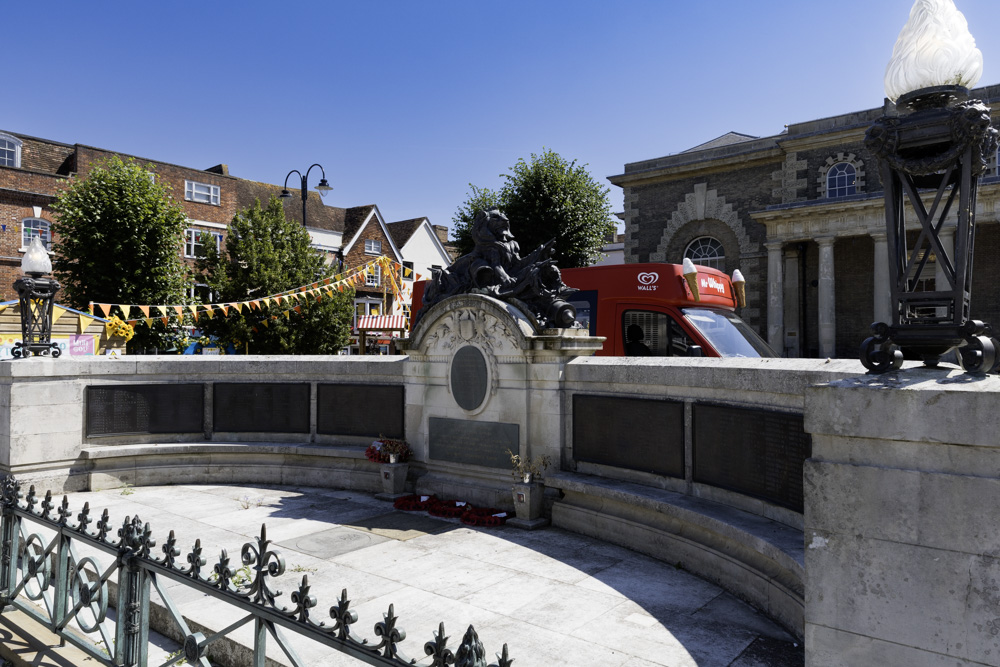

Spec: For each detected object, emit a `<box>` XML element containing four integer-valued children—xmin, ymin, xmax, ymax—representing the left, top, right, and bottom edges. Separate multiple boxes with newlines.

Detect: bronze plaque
<box><xmin>692</xmin><ymin>404</ymin><xmax>810</xmax><ymax>512</ymax></box>
<box><xmin>428</xmin><ymin>417</ymin><xmax>516</xmax><ymax>468</ymax></box>
<box><xmin>572</xmin><ymin>394</ymin><xmax>684</xmax><ymax>477</ymax></box>
<box><xmin>86</xmin><ymin>384</ymin><xmax>204</xmax><ymax>437</ymax></box>
<box><xmin>213</xmin><ymin>383</ymin><xmax>309</xmax><ymax>433</ymax></box>
<box><xmin>450</xmin><ymin>346</ymin><xmax>488</xmax><ymax>410</ymax></box>
<box><xmin>317</xmin><ymin>384</ymin><xmax>404</xmax><ymax>438</ymax></box>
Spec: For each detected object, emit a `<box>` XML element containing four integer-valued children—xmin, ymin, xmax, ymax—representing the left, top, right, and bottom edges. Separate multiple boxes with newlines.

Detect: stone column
<box><xmin>936</xmin><ymin>225</ymin><xmax>955</xmax><ymax>320</ymax></box>
<box><xmin>766</xmin><ymin>241</ymin><xmax>784</xmax><ymax>354</ymax></box>
<box><xmin>816</xmin><ymin>237</ymin><xmax>836</xmax><ymax>358</ymax></box>
<box><xmin>871</xmin><ymin>233</ymin><xmax>891</xmax><ymax>326</ymax></box>
<box><xmin>782</xmin><ymin>246</ymin><xmax>801</xmax><ymax>357</ymax></box>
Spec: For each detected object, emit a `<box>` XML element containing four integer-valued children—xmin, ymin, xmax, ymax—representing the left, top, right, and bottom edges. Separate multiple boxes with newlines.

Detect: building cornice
<box><xmin>609</xmin><ymin>147</ymin><xmax>783</xmax><ymax>187</ymax></box>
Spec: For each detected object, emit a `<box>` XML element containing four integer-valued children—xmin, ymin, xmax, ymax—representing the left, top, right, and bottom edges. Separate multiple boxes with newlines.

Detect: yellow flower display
<box><xmin>105</xmin><ymin>316</ymin><xmax>135</xmax><ymax>341</ymax></box>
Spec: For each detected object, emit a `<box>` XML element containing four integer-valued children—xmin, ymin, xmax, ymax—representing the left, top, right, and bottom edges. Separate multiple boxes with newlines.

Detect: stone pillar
<box><xmin>782</xmin><ymin>246</ymin><xmax>801</xmax><ymax>357</ymax></box>
<box><xmin>804</xmin><ymin>370</ymin><xmax>1000</xmax><ymax>666</ymax></box>
<box><xmin>816</xmin><ymin>237</ymin><xmax>836</xmax><ymax>358</ymax></box>
<box><xmin>766</xmin><ymin>241</ymin><xmax>784</xmax><ymax>354</ymax></box>
<box><xmin>871</xmin><ymin>233</ymin><xmax>891</xmax><ymax>326</ymax></box>
<box><xmin>936</xmin><ymin>225</ymin><xmax>955</xmax><ymax>320</ymax></box>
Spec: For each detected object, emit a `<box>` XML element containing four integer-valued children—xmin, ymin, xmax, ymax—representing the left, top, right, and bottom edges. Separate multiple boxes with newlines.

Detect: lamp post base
<box><xmin>11</xmin><ymin>342</ymin><xmax>61</xmax><ymax>359</ymax></box>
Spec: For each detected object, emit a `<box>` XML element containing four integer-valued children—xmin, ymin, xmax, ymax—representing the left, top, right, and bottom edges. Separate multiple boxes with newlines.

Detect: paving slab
<box><xmin>11</xmin><ymin>483</ymin><xmax>803</xmax><ymax>667</ymax></box>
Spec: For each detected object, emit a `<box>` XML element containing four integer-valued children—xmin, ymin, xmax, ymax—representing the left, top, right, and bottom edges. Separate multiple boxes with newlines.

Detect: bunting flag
<box><xmin>51</xmin><ymin>306</ymin><xmax>67</xmax><ymax>326</ymax></box>
<box><xmin>77</xmin><ymin>313</ymin><xmax>94</xmax><ymax>334</ymax></box>
<box><xmin>82</xmin><ymin>256</ymin><xmax>415</xmax><ymax>331</ymax></box>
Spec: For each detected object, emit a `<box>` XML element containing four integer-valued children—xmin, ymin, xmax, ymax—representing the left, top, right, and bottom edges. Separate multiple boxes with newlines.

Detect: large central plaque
<box><xmin>450</xmin><ymin>346</ymin><xmax>488</xmax><ymax>410</ymax></box>
<box><xmin>214</xmin><ymin>383</ymin><xmax>310</xmax><ymax>433</ymax></box>
<box><xmin>692</xmin><ymin>404</ymin><xmax>810</xmax><ymax>512</ymax></box>
<box><xmin>86</xmin><ymin>384</ymin><xmax>204</xmax><ymax>437</ymax></box>
<box><xmin>428</xmin><ymin>417</ymin><xmax>516</xmax><ymax>469</ymax></box>
<box><xmin>573</xmin><ymin>394</ymin><xmax>684</xmax><ymax>478</ymax></box>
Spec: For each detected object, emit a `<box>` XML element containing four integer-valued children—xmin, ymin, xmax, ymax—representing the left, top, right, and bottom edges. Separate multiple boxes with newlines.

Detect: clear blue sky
<box><xmin>6</xmin><ymin>1</ymin><xmax>998</xmax><ymax>234</ymax></box>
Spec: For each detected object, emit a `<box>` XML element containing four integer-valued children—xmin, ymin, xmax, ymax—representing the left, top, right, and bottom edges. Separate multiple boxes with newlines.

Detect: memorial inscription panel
<box><xmin>317</xmin><ymin>384</ymin><xmax>404</xmax><ymax>438</ymax></box>
<box><xmin>428</xmin><ymin>417</ymin><xmax>516</xmax><ymax>469</ymax></box>
<box><xmin>213</xmin><ymin>383</ymin><xmax>310</xmax><ymax>433</ymax></box>
<box><xmin>573</xmin><ymin>394</ymin><xmax>684</xmax><ymax>478</ymax></box>
<box><xmin>450</xmin><ymin>345</ymin><xmax>489</xmax><ymax>411</ymax></box>
<box><xmin>692</xmin><ymin>404</ymin><xmax>810</xmax><ymax>512</ymax></box>
<box><xmin>86</xmin><ymin>384</ymin><xmax>204</xmax><ymax>437</ymax></box>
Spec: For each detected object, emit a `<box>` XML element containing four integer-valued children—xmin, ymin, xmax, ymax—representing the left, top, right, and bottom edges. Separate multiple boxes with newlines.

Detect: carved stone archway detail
<box><xmin>652</xmin><ymin>182</ymin><xmax>755</xmax><ymax>261</ymax></box>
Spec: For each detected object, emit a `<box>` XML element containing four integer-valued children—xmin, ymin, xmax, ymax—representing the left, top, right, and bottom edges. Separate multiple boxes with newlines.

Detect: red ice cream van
<box><xmin>409</xmin><ymin>263</ymin><xmax>776</xmax><ymax>358</ymax></box>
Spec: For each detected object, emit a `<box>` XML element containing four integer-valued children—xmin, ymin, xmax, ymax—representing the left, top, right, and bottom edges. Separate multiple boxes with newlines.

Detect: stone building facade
<box><xmin>609</xmin><ymin>84</ymin><xmax>1000</xmax><ymax>359</ymax></box>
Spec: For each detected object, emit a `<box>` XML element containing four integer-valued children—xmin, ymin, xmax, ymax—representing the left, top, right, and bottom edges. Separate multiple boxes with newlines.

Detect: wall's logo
<box><xmin>637</xmin><ymin>272</ymin><xmax>659</xmax><ymax>291</ymax></box>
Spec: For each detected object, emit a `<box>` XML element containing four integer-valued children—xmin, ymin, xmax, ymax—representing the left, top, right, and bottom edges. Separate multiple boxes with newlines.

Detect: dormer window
<box><xmin>364</xmin><ymin>239</ymin><xmax>382</xmax><ymax>255</ymax></box>
<box><xmin>0</xmin><ymin>133</ymin><xmax>22</xmax><ymax>168</ymax></box>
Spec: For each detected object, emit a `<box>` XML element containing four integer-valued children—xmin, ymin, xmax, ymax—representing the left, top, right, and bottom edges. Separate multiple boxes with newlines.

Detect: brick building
<box><xmin>0</xmin><ymin>130</ymin><xmax>452</xmax><ymax>340</ymax></box>
<box><xmin>609</xmin><ymin>84</ymin><xmax>1000</xmax><ymax>358</ymax></box>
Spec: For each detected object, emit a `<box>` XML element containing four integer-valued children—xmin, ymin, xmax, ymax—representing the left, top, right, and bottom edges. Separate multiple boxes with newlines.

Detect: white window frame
<box><xmin>401</xmin><ymin>260</ymin><xmax>414</xmax><ymax>281</ymax></box>
<box><xmin>184</xmin><ymin>228</ymin><xmax>221</xmax><ymax>258</ymax></box>
<box><xmin>21</xmin><ymin>218</ymin><xmax>51</xmax><ymax>251</ymax></box>
<box><xmin>684</xmin><ymin>236</ymin><xmax>725</xmax><ymax>271</ymax></box>
<box><xmin>365</xmin><ymin>264</ymin><xmax>381</xmax><ymax>286</ymax></box>
<box><xmin>188</xmin><ymin>283</ymin><xmax>214</xmax><ymax>303</ymax></box>
<box><xmin>364</xmin><ymin>239</ymin><xmax>382</xmax><ymax>255</ymax></box>
<box><xmin>0</xmin><ymin>133</ymin><xmax>22</xmax><ymax>168</ymax></box>
<box><xmin>185</xmin><ymin>180</ymin><xmax>221</xmax><ymax>206</ymax></box>
<box><xmin>826</xmin><ymin>162</ymin><xmax>857</xmax><ymax>198</ymax></box>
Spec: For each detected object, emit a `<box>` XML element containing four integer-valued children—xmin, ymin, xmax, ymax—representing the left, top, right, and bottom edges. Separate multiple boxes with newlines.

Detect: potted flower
<box><xmin>367</xmin><ymin>436</ymin><xmax>412</xmax><ymax>497</ymax></box>
<box><xmin>103</xmin><ymin>315</ymin><xmax>134</xmax><ymax>353</ymax></box>
<box><xmin>506</xmin><ymin>448</ymin><xmax>551</xmax><ymax>525</ymax></box>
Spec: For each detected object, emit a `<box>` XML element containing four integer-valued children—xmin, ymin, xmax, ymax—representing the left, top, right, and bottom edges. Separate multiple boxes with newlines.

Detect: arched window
<box><xmin>684</xmin><ymin>236</ymin><xmax>725</xmax><ymax>271</ymax></box>
<box><xmin>0</xmin><ymin>133</ymin><xmax>22</xmax><ymax>168</ymax></box>
<box><xmin>21</xmin><ymin>218</ymin><xmax>51</xmax><ymax>250</ymax></box>
<box><xmin>827</xmin><ymin>162</ymin><xmax>857</xmax><ymax>198</ymax></box>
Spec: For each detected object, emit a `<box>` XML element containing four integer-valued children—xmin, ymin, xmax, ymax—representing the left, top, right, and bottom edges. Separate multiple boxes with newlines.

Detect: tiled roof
<box><xmin>386</xmin><ymin>218</ymin><xmax>425</xmax><ymax>247</ymax></box>
<box><xmin>234</xmin><ymin>180</ymin><xmax>347</xmax><ymax>232</ymax></box>
<box><xmin>342</xmin><ymin>205</ymin><xmax>377</xmax><ymax>240</ymax></box>
<box><xmin>681</xmin><ymin>132</ymin><xmax>759</xmax><ymax>154</ymax></box>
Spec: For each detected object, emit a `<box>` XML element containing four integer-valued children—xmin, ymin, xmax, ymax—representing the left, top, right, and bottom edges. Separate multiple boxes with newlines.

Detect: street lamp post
<box><xmin>12</xmin><ymin>236</ymin><xmax>61</xmax><ymax>359</ymax></box>
<box><xmin>860</xmin><ymin>0</ymin><xmax>998</xmax><ymax>373</ymax></box>
<box><xmin>280</xmin><ymin>164</ymin><xmax>332</xmax><ymax>228</ymax></box>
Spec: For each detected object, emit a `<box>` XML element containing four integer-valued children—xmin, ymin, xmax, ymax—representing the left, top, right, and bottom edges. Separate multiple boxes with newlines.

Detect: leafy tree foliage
<box><xmin>196</xmin><ymin>197</ymin><xmax>354</xmax><ymax>354</ymax></box>
<box><xmin>51</xmin><ymin>155</ymin><xmax>190</xmax><ymax>351</ymax></box>
<box><xmin>451</xmin><ymin>149</ymin><xmax>615</xmax><ymax>267</ymax></box>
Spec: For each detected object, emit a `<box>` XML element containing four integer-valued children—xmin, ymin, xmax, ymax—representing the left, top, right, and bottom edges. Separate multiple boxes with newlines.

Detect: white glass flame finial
<box><xmin>21</xmin><ymin>236</ymin><xmax>51</xmax><ymax>275</ymax></box>
<box><xmin>884</xmin><ymin>0</ymin><xmax>982</xmax><ymax>102</ymax></box>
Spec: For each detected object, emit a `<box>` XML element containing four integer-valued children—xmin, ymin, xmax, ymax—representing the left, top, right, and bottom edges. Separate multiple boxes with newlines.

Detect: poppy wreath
<box><xmin>460</xmin><ymin>506</ymin><xmax>507</xmax><ymax>527</ymax></box>
<box><xmin>393</xmin><ymin>494</ymin><xmax>436</xmax><ymax>512</ymax></box>
<box><xmin>427</xmin><ymin>498</ymin><xmax>468</xmax><ymax>518</ymax></box>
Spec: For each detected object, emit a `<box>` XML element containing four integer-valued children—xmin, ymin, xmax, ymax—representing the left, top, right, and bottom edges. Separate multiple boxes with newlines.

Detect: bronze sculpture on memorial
<box><xmin>413</xmin><ymin>209</ymin><xmax>579</xmax><ymax>330</ymax></box>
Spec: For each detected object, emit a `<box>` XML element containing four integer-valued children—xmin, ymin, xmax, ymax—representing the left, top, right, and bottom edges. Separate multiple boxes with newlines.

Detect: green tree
<box><xmin>451</xmin><ymin>149</ymin><xmax>616</xmax><ymax>267</ymax></box>
<box><xmin>51</xmin><ymin>155</ymin><xmax>190</xmax><ymax>351</ymax></box>
<box><xmin>196</xmin><ymin>196</ymin><xmax>354</xmax><ymax>354</ymax></box>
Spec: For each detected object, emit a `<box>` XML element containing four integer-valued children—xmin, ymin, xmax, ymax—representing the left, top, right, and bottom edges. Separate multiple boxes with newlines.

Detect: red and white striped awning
<box><xmin>356</xmin><ymin>315</ymin><xmax>408</xmax><ymax>331</ymax></box>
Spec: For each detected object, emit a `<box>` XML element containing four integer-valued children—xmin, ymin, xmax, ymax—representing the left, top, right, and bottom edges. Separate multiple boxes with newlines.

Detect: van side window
<box><xmin>623</xmin><ymin>310</ymin><xmax>694</xmax><ymax>356</ymax></box>
<box><xmin>568</xmin><ymin>290</ymin><xmax>598</xmax><ymax>335</ymax></box>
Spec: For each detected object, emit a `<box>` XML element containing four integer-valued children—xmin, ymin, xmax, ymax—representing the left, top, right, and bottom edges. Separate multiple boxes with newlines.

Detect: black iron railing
<box><xmin>0</xmin><ymin>476</ymin><xmax>512</xmax><ymax>666</ymax></box>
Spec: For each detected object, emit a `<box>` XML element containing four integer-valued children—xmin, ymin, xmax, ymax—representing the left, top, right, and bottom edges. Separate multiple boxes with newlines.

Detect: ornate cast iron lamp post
<box><xmin>12</xmin><ymin>236</ymin><xmax>61</xmax><ymax>359</ymax></box>
<box><xmin>861</xmin><ymin>0</ymin><xmax>998</xmax><ymax>373</ymax></box>
<box><xmin>280</xmin><ymin>163</ymin><xmax>332</xmax><ymax>227</ymax></box>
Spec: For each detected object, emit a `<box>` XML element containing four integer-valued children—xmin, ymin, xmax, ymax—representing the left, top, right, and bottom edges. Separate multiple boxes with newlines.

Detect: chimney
<box><xmin>433</xmin><ymin>224</ymin><xmax>450</xmax><ymax>245</ymax></box>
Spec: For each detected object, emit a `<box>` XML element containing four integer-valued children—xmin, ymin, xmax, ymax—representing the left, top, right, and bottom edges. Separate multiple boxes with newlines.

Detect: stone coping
<box><xmin>80</xmin><ymin>441</ymin><xmax>369</xmax><ymax>460</ymax></box>
<box><xmin>546</xmin><ymin>471</ymin><xmax>804</xmax><ymax>571</ymax></box>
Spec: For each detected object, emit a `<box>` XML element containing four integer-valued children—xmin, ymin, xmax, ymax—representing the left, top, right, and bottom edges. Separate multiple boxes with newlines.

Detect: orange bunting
<box><xmin>161</xmin><ymin>317</ymin><xmax>169</xmax><ymax>325</ymax></box>
<box><xmin>138</xmin><ymin>305</ymin><xmax>150</xmax><ymax>318</ymax></box>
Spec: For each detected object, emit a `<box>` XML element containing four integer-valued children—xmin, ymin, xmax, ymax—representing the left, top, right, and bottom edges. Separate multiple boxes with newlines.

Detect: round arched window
<box><xmin>827</xmin><ymin>162</ymin><xmax>857</xmax><ymax>198</ymax></box>
<box><xmin>684</xmin><ymin>236</ymin><xmax>725</xmax><ymax>271</ymax></box>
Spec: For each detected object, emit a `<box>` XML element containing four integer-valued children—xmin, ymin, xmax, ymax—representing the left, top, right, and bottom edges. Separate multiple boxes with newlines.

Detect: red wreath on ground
<box><xmin>460</xmin><ymin>506</ymin><xmax>508</xmax><ymax>527</ymax></box>
<box><xmin>393</xmin><ymin>494</ymin><xmax>437</xmax><ymax>512</ymax></box>
<box><xmin>428</xmin><ymin>498</ymin><xmax>468</xmax><ymax>518</ymax></box>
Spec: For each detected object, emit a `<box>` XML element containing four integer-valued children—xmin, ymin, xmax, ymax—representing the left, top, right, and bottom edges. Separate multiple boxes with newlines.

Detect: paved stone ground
<box><xmin>51</xmin><ymin>484</ymin><xmax>802</xmax><ymax>667</ymax></box>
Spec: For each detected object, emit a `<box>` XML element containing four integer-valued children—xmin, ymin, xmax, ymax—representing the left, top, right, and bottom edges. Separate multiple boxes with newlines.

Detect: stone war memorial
<box><xmin>2</xmin><ymin>2</ymin><xmax>1000</xmax><ymax>666</ymax></box>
